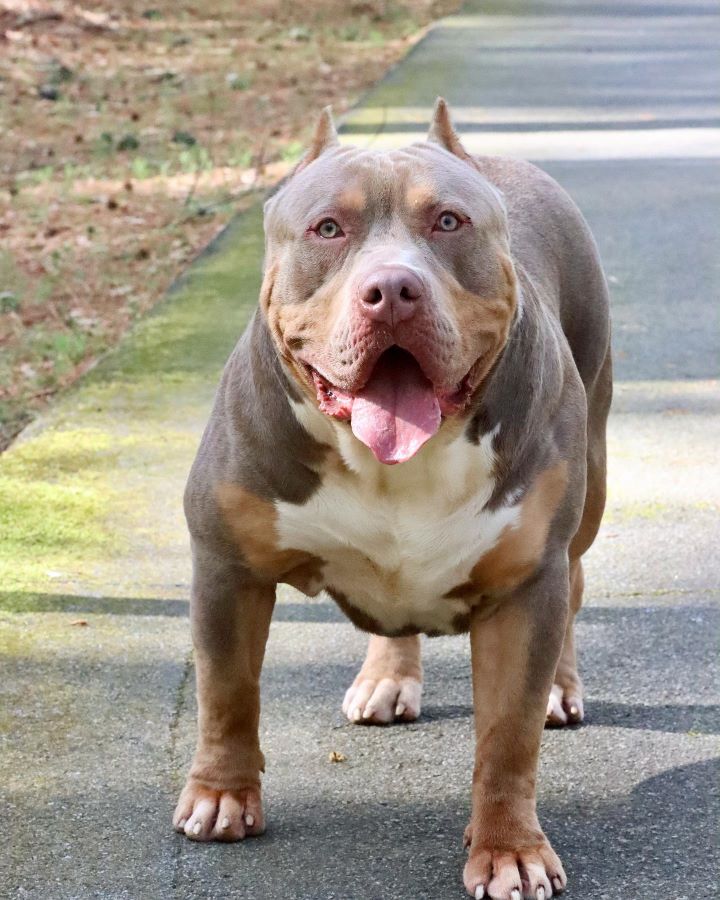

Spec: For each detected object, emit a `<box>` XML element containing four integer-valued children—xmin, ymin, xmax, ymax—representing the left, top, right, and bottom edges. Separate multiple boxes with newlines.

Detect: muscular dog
<box><xmin>173</xmin><ymin>100</ymin><xmax>612</xmax><ymax>900</ymax></box>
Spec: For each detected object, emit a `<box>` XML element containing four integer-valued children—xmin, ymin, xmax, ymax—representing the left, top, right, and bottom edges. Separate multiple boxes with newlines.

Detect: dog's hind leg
<box><xmin>343</xmin><ymin>634</ymin><xmax>422</xmax><ymax>725</ymax></box>
<box><xmin>546</xmin><ymin>557</ymin><xmax>585</xmax><ymax>725</ymax></box>
<box><xmin>547</xmin><ymin>350</ymin><xmax>611</xmax><ymax>727</ymax></box>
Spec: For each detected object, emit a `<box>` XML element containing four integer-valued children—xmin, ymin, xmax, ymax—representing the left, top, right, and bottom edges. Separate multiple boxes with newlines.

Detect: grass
<box><xmin>0</xmin><ymin>0</ymin><xmax>460</xmax><ymax>450</ymax></box>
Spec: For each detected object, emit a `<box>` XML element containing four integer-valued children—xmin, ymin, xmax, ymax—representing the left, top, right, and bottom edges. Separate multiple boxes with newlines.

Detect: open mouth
<box><xmin>309</xmin><ymin>347</ymin><xmax>474</xmax><ymax>465</ymax></box>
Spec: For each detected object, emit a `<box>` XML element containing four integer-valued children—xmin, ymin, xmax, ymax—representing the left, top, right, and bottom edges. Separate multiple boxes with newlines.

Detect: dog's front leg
<box><xmin>173</xmin><ymin>542</ymin><xmax>275</xmax><ymax>842</ymax></box>
<box><xmin>464</xmin><ymin>559</ymin><xmax>569</xmax><ymax>899</ymax></box>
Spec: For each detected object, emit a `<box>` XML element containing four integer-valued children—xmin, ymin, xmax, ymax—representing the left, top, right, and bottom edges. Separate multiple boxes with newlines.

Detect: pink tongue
<box><xmin>350</xmin><ymin>350</ymin><xmax>441</xmax><ymax>464</ymax></box>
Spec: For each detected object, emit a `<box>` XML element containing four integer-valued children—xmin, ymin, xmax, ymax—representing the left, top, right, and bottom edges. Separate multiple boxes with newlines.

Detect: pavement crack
<box><xmin>168</xmin><ymin>648</ymin><xmax>194</xmax><ymax>895</ymax></box>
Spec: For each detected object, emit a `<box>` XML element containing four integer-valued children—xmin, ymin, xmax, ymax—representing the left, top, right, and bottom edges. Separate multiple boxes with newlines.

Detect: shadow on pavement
<box><xmin>548</xmin><ymin>757</ymin><xmax>720</xmax><ymax>896</ymax></box>
<box><xmin>417</xmin><ymin>700</ymin><xmax>720</xmax><ymax>735</ymax></box>
<box><xmin>7</xmin><ymin>758</ymin><xmax>717</xmax><ymax>898</ymax></box>
<box><xmin>171</xmin><ymin>760</ymin><xmax>720</xmax><ymax>898</ymax></box>
<box><xmin>0</xmin><ymin>590</ymin><xmax>189</xmax><ymax>617</ymax></box>
<box><xmin>588</xmin><ymin>700</ymin><xmax>719</xmax><ymax>734</ymax></box>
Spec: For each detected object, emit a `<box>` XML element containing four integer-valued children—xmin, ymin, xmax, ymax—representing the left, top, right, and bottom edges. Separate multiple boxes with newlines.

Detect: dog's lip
<box><xmin>303</xmin><ymin>348</ymin><xmax>477</xmax><ymax>418</ymax></box>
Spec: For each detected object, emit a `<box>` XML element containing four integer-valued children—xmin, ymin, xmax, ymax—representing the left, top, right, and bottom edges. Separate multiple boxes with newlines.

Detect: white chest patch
<box><xmin>276</xmin><ymin>401</ymin><xmax>518</xmax><ymax>634</ymax></box>
<box><xmin>276</xmin><ymin>403</ymin><xmax>520</xmax><ymax>632</ymax></box>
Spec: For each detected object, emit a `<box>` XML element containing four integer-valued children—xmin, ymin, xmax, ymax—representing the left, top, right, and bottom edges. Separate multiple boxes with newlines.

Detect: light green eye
<box><xmin>436</xmin><ymin>211</ymin><xmax>460</xmax><ymax>232</ymax></box>
<box><xmin>317</xmin><ymin>218</ymin><xmax>342</xmax><ymax>238</ymax></box>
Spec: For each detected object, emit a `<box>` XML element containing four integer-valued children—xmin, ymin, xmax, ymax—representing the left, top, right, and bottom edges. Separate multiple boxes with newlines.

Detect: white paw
<box><xmin>546</xmin><ymin>683</ymin><xmax>583</xmax><ymax>727</ymax></box>
<box><xmin>173</xmin><ymin>783</ymin><xmax>264</xmax><ymax>842</ymax></box>
<box><xmin>342</xmin><ymin>676</ymin><xmax>422</xmax><ymax>725</ymax></box>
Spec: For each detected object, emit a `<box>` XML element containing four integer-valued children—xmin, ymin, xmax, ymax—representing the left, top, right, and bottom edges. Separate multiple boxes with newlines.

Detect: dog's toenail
<box><xmin>537</xmin><ymin>887</ymin><xmax>546</xmax><ymax>900</ymax></box>
<box><xmin>362</xmin><ymin>707</ymin><xmax>374</xmax><ymax>719</ymax></box>
<box><xmin>395</xmin><ymin>702</ymin><xmax>405</xmax><ymax>717</ymax></box>
<box><xmin>245</xmin><ymin>814</ymin><xmax>255</xmax><ymax>827</ymax></box>
<box><xmin>570</xmin><ymin>705</ymin><xmax>579</xmax><ymax>716</ymax></box>
<box><xmin>220</xmin><ymin>817</ymin><xmax>230</xmax><ymax>830</ymax></box>
<box><xmin>192</xmin><ymin>821</ymin><xmax>202</xmax><ymax>835</ymax></box>
<box><xmin>353</xmin><ymin>708</ymin><xmax>362</xmax><ymax>721</ymax></box>
<box><xmin>177</xmin><ymin>818</ymin><xmax>186</xmax><ymax>830</ymax></box>
<box><xmin>474</xmin><ymin>887</ymin><xmax>485</xmax><ymax>899</ymax></box>
<box><xmin>552</xmin><ymin>876</ymin><xmax>563</xmax><ymax>891</ymax></box>
<box><xmin>511</xmin><ymin>890</ymin><xmax>521</xmax><ymax>900</ymax></box>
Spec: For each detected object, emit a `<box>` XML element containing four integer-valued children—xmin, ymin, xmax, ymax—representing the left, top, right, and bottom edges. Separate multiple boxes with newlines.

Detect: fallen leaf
<box><xmin>70</xmin><ymin>619</ymin><xmax>89</xmax><ymax>627</ymax></box>
<box><xmin>328</xmin><ymin>750</ymin><xmax>347</xmax><ymax>763</ymax></box>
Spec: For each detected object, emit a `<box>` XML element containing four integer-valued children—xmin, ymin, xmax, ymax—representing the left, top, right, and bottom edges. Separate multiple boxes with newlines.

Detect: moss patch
<box><xmin>0</xmin><ymin>204</ymin><xmax>264</xmax><ymax>596</ymax></box>
<box><xmin>604</xmin><ymin>498</ymin><xmax>718</xmax><ymax>524</ymax></box>
<box><xmin>96</xmin><ymin>206</ymin><xmax>264</xmax><ymax>383</ymax></box>
<box><xmin>0</xmin><ymin>429</ymin><xmax>119</xmax><ymax>590</ymax></box>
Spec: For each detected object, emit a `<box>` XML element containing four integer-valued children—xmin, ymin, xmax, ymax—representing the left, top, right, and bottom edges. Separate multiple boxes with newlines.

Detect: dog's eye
<box><xmin>435</xmin><ymin>211</ymin><xmax>461</xmax><ymax>232</ymax></box>
<box><xmin>317</xmin><ymin>218</ymin><xmax>343</xmax><ymax>239</ymax></box>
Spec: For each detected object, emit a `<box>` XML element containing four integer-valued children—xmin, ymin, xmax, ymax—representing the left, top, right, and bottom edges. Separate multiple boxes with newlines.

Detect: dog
<box><xmin>173</xmin><ymin>99</ymin><xmax>612</xmax><ymax>900</ymax></box>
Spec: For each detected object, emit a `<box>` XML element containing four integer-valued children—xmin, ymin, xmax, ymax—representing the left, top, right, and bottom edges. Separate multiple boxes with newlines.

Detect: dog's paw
<box><xmin>464</xmin><ymin>841</ymin><xmax>566</xmax><ymax>899</ymax></box>
<box><xmin>173</xmin><ymin>780</ymin><xmax>264</xmax><ymax>842</ymax></box>
<box><xmin>342</xmin><ymin>675</ymin><xmax>421</xmax><ymax>725</ymax></box>
<box><xmin>545</xmin><ymin>682</ymin><xmax>583</xmax><ymax>727</ymax></box>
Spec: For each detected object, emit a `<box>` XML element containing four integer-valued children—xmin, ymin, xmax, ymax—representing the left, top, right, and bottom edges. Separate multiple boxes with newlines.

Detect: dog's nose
<box><xmin>358</xmin><ymin>267</ymin><xmax>425</xmax><ymax>325</ymax></box>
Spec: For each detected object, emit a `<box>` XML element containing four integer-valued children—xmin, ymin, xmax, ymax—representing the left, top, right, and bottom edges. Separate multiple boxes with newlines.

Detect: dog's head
<box><xmin>261</xmin><ymin>99</ymin><xmax>518</xmax><ymax>465</ymax></box>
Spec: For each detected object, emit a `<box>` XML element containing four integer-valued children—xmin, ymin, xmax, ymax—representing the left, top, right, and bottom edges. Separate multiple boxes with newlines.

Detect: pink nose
<box><xmin>357</xmin><ymin>267</ymin><xmax>425</xmax><ymax>325</ymax></box>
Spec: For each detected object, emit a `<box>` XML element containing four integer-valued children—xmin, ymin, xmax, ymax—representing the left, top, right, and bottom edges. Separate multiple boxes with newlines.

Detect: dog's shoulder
<box><xmin>184</xmin><ymin>313</ymin><xmax>327</xmax><ymax>546</ymax></box>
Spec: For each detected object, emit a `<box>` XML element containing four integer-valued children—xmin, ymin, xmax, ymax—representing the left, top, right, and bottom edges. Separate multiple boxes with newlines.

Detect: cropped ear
<box><xmin>294</xmin><ymin>106</ymin><xmax>339</xmax><ymax>174</ymax></box>
<box><xmin>427</xmin><ymin>98</ymin><xmax>477</xmax><ymax>167</ymax></box>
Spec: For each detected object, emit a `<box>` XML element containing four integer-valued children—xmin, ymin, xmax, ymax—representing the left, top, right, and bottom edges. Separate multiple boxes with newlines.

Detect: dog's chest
<box><xmin>274</xmin><ymin>427</ymin><xmax>517</xmax><ymax>635</ymax></box>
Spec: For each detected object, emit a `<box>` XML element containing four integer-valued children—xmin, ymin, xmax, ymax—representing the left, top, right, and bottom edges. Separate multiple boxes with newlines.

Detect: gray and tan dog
<box><xmin>173</xmin><ymin>100</ymin><xmax>612</xmax><ymax>900</ymax></box>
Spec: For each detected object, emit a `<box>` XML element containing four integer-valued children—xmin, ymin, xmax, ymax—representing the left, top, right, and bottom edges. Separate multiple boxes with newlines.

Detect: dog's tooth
<box><xmin>192</xmin><ymin>821</ymin><xmax>202</xmax><ymax>836</ymax></box>
<box><xmin>220</xmin><ymin>817</ymin><xmax>230</xmax><ymax>830</ymax></box>
<box><xmin>245</xmin><ymin>814</ymin><xmax>255</xmax><ymax>827</ymax></box>
<box><xmin>474</xmin><ymin>886</ymin><xmax>485</xmax><ymax>899</ymax></box>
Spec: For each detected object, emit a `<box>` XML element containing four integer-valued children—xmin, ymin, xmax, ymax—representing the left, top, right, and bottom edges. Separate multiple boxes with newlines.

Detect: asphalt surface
<box><xmin>2</xmin><ymin>1</ymin><xmax>719</xmax><ymax>898</ymax></box>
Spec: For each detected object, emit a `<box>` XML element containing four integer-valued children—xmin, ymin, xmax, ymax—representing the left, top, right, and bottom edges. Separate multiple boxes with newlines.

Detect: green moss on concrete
<box><xmin>96</xmin><ymin>204</ymin><xmax>264</xmax><ymax>383</ymax></box>
<box><xmin>604</xmin><ymin>498</ymin><xmax>718</xmax><ymax>524</ymax></box>
<box><xmin>0</xmin><ymin>591</ymin><xmax>188</xmax><ymax>615</ymax></box>
<box><xmin>0</xmin><ymin>203</ymin><xmax>265</xmax><ymax>599</ymax></box>
<box><xmin>0</xmin><ymin>428</ymin><xmax>119</xmax><ymax>590</ymax></box>
<box><xmin>1</xmin><ymin>428</ymin><xmax>120</xmax><ymax>481</ymax></box>
<box><xmin>604</xmin><ymin>500</ymin><xmax>671</xmax><ymax>524</ymax></box>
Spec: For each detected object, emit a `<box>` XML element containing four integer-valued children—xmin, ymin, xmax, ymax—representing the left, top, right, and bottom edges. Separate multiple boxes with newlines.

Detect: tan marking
<box><xmin>447</xmin><ymin>461</ymin><xmax>568</xmax><ymax>600</ymax></box>
<box><xmin>338</xmin><ymin>186</ymin><xmax>367</xmax><ymax>212</ymax></box>
<box><xmin>260</xmin><ymin>261</ymin><xmax>348</xmax><ymax>404</ymax></box>
<box><xmin>438</xmin><ymin>252</ymin><xmax>518</xmax><ymax>395</ymax></box>
<box><xmin>216</xmin><ymin>483</ymin><xmax>323</xmax><ymax>592</ymax></box>
<box><xmin>405</xmin><ymin>182</ymin><xmax>437</xmax><ymax>210</ymax></box>
<box><xmin>258</xmin><ymin>261</ymin><xmax>278</xmax><ymax>318</ymax></box>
